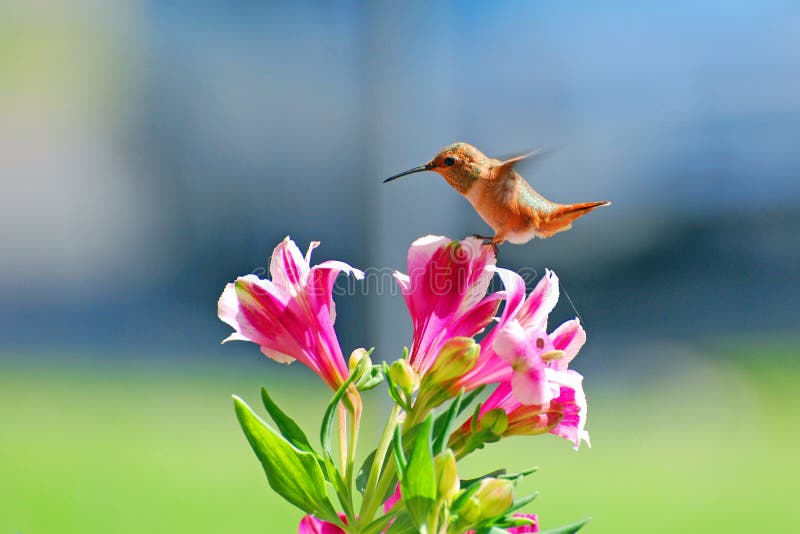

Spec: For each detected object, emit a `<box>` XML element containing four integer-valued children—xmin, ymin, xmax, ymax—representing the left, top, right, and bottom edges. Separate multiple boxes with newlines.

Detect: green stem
<box><xmin>360</xmin><ymin>405</ymin><xmax>430</xmax><ymax>525</ymax></box>
<box><xmin>357</xmin><ymin>404</ymin><xmax>401</xmax><ymax>525</ymax></box>
<box><xmin>338</xmin><ymin>405</ymin><xmax>348</xmax><ymax>473</ymax></box>
<box><xmin>338</xmin><ymin>404</ymin><xmax>358</xmax><ymax>528</ymax></box>
<box><xmin>346</xmin><ymin>404</ymin><xmax>360</xmax><ymax>495</ymax></box>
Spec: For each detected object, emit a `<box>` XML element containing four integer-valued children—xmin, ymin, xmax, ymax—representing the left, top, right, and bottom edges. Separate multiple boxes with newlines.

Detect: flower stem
<box><xmin>345</xmin><ymin>403</ymin><xmax>360</xmax><ymax>494</ymax></box>
<box><xmin>358</xmin><ymin>404</ymin><xmax>401</xmax><ymax>525</ymax></box>
<box><xmin>338</xmin><ymin>405</ymin><xmax>349</xmax><ymax>476</ymax></box>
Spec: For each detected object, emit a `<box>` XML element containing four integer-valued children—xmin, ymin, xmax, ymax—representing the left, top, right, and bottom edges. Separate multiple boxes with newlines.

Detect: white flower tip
<box><xmin>261</xmin><ymin>346</ymin><xmax>296</xmax><ymax>364</ymax></box>
<box><xmin>221</xmin><ymin>332</ymin><xmax>247</xmax><ymax>344</ymax></box>
<box><xmin>413</xmin><ymin>234</ymin><xmax>448</xmax><ymax>247</ymax></box>
<box><xmin>305</xmin><ymin>240</ymin><xmax>320</xmax><ymax>263</ymax></box>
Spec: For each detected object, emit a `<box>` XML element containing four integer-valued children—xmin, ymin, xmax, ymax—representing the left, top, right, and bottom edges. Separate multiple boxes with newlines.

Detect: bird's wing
<box><xmin>495</xmin><ymin>147</ymin><xmax>553</xmax><ymax>175</ymax></box>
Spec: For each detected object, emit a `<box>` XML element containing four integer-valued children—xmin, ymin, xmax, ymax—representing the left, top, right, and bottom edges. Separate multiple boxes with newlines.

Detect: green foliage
<box><xmin>432</xmin><ymin>389</ymin><xmax>464</xmax><ymax>455</ymax></box>
<box><xmin>3</xmin><ymin>353</ymin><xmax>798</xmax><ymax>533</ymax></box>
<box><xmin>260</xmin><ymin>387</ymin><xmax>315</xmax><ymax>453</ymax></box>
<box><xmin>232</xmin><ymin>396</ymin><xmax>340</xmax><ymax>524</ymax></box>
<box><xmin>539</xmin><ymin>517</ymin><xmax>591</xmax><ymax>533</ymax></box>
<box><xmin>399</xmin><ymin>415</ymin><xmax>437</xmax><ymax>529</ymax></box>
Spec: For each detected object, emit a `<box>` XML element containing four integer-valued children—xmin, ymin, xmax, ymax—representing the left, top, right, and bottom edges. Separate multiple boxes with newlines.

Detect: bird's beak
<box><xmin>383</xmin><ymin>163</ymin><xmax>433</xmax><ymax>183</ymax></box>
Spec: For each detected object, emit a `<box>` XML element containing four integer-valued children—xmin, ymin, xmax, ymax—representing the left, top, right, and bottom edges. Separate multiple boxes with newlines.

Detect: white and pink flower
<box><xmin>218</xmin><ymin>237</ymin><xmax>363</xmax><ymax>391</ymax></box>
<box><xmin>394</xmin><ymin>235</ymin><xmax>502</xmax><ymax>377</ymax></box>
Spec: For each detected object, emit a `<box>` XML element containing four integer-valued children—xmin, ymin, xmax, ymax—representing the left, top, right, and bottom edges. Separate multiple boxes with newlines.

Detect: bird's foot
<box><xmin>470</xmin><ymin>234</ymin><xmax>501</xmax><ymax>256</ymax></box>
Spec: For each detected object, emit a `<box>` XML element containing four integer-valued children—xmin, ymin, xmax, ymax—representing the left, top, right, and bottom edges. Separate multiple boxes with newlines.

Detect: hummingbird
<box><xmin>384</xmin><ymin>142</ymin><xmax>610</xmax><ymax>246</ymax></box>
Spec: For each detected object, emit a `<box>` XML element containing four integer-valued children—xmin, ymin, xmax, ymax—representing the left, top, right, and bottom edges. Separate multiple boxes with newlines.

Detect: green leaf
<box><xmin>385</xmin><ymin>511</ymin><xmax>418</xmax><ymax>534</ymax></box>
<box><xmin>432</xmin><ymin>389</ymin><xmax>464</xmax><ymax>455</ymax></box>
<box><xmin>504</xmin><ymin>492</ymin><xmax>538</xmax><ymax>515</ymax></box>
<box><xmin>356</xmin><ymin>449</ymin><xmax>402</xmax><ymax>499</ymax></box>
<box><xmin>451</xmin><ymin>479</ymin><xmax>483</xmax><ymax>512</ymax></box>
<box><xmin>470</xmin><ymin>402</ymin><xmax>483</xmax><ymax>433</ymax></box>
<box><xmin>356</xmin><ymin>448</ymin><xmax>377</xmax><ymax>494</ymax></box>
<box><xmin>539</xmin><ymin>517</ymin><xmax>591</xmax><ymax>534</ymax></box>
<box><xmin>474</xmin><ymin>528</ymin><xmax>510</xmax><ymax>534</ymax></box>
<box><xmin>393</xmin><ymin>425</ymin><xmax>407</xmax><ymax>475</ymax></box>
<box><xmin>232</xmin><ymin>396</ymin><xmax>339</xmax><ymax>523</ymax></box>
<box><xmin>400</xmin><ymin>415</ymin><xmax>436</xmax><ymax>529</ymax></box>
<box><xmin>459</xmin><ymin>385</ymin><xmax>486</xmax><ymax>414</ymax></box>
<box><xmin>361</xmin><ymin>512</ymin><xmax>399</xmax><ymax>534</ymax></box>
<box><xmin>260</xmin><ymin>387</ymin><xmax>315</xmax><ymax>453</ymax></box>
<box><xmin>461</xmin><ymin>469</ymin><xmax>507</xmax><ymax>489</ymax></box>
<box><xmin>498</xmin><ymin>468</ymin><xmax>538</xmax><ymax>482</ymax></box>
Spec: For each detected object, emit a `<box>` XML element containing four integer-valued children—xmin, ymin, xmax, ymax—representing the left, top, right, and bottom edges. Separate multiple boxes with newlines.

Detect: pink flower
<box><xmin>452</xmin><ymin>267</ymin><xmax>528</xmax><ymax>391</ymax></box>
<box><xmin>508</xmin><ymin>514</ymin><xmax>539</xmax><ymax>533</ymax></box>
<box><xmin>218</xmin><ymin>237</ymin><xmax>364</xmax><ymax>391</ymax></box>
<box><xmin>466</xmin><ymin>513</ymin><xmax>539</xmax><ymax>533</ymax></box>
<box><xmin>383</xmin><ymin>484</ymin><xmax>402</xmax><ymax>513</ymax></box>
<box><xmin>298</xmin><ymin>514</ymin><xmax>347</xmax><ymax>534</ymax></box>
<box><xmin>464</xmin><ymin>373</ymin><xmax>590</xmax><ymax>450</ymax></box>
<box><xmin>460</xmin><ymin>268</ymin><xmax>587</xmax><ymax>406</ymax></box>
<box><xmin>394</xmin><ymin>235</ymin><xmax>502</xmax><ymax>377</ymax></box>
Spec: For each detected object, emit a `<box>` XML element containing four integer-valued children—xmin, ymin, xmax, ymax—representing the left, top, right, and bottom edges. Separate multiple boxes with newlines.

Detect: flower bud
<box><xmin>479</xmin><ymin>408</ymin><xmax>509</xmax><ymax>435</ymax></box>
<box><xmin>388</xmin><ymin>359</ymin><xmax>419</xmax><ymax>396</ymax></box>
<box><xmin>349</xmin><ymin>348</ymin><xmax>371</xmax><ymax>371</ymax></box>
<box><xmin>434</xmin><ymin>449</ymin><xmax>459</xmax><ymax>503</ymax></box>
<box><xmin>475</xmin><ymin>478</ymin><xmax>514</xmax><ymax>519</ymax></box>
<box><xmin>456</xmin><ymin>495</ymin><xmax>481</xmax><ymax>524</ymax></box>
<box><xmin>356</xmin><ymin>365</ymin><xmax>384</xmax><ymax>391</ymax></box>
<box><xmin>426</xmin><ymin>337</ymin><xmax>480</xmax><ymax>384</ymax></box>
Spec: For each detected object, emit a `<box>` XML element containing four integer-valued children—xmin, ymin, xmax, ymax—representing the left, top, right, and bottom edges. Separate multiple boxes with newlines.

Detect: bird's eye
<box><xmin>444</xmin><ymin>156</ymin><xmax>455</xmax><ymax>166</ymax></box>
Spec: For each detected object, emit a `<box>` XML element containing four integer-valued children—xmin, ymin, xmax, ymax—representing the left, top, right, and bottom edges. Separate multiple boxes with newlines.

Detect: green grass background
<box><xmin>1</xmin><ymin>345</ymin><xmax>796</xmax><ymax>533</ymax></box>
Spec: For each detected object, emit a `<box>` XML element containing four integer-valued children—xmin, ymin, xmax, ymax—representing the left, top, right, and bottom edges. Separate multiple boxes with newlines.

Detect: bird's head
<box><xmin>383</xmin><ymin>142</ymin><xmax>489</xmax><ymax>193</ymax></box>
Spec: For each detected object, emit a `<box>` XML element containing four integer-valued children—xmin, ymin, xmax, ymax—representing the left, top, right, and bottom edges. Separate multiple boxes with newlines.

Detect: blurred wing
<box><xmin>495</xmin><ymin>147</ymin><xmax>556</xmax><ymax>175</ymax></box>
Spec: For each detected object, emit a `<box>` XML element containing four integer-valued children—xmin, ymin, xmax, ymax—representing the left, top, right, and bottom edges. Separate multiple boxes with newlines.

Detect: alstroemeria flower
<box><xmin>458</xmin><ymin>268</ymin><xmax>587</xmax><ymax>405</ymax></box>
<box><xmin>298</xmin><ymin>513</ymin><xmax>347</xmax><ymax>534</ymax></box>
<box><xmin>507</xmin><ymin>514</ymin><xmax>539</xmax><ymax>533</ymax></box>
<box><xmin>394</xmin><ymin>235</ymin><xmax>501</xmax><ymax>377</ymax></box>
<box><xmin>461</xmin><ymin>374</ymin><xmax>590</xmax><ymax>450</ymax></box>
<box><xmin>218</xmin><ymin>237</ymin><xmax>364</xmax><ymax>391</ymax></box>
<box><xmin>466</xmin><ymin>513</ymin><xmax>539</xmax><ymax>534</ymax></box>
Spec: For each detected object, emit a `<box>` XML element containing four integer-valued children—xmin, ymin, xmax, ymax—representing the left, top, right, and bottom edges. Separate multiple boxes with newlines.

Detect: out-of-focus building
<box><xmin>1</xmin><ymin>1</ymin><xmax>798</xmax><ymax>363</ymax></box>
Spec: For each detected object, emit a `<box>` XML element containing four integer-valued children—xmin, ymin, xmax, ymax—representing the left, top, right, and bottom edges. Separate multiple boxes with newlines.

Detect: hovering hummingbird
<box><xmin>384</xmin><ymin>142</ymin><xmax>610</xmax><ymax>246</ymax></box>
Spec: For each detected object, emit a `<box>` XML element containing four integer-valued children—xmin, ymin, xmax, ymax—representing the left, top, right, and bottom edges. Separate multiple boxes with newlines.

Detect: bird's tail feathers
<box><xmin>539</xmin><ymin>200</ymin><xmax>610</xmax><ymax>238</ymax></box>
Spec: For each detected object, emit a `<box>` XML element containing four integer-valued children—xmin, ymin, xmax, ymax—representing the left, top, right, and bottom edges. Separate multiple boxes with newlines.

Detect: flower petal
<box><xmin>493</xmin><ymin>320</ymin><xmax>552</xmax><ymax>369</ymax></box>
<box><xmin>407</xmin><ymin>235</ymin><xmax>451</xmax><ymax>274</ymax></box>
<box><xmin>384</xmin><ymin>483</ymin><xmax>402</xmax><ymax>513</ymax></box>
<box><xmin>507</xmin><ymin>513</ymin><xmax>539</xmax><ymax>533</ymax></box>
<box><xmin>448</xmin><ymin>292</ymin><xmax>503</xmax><ymax>339</ymax></box>
<box><xmin>218</xmin><ymin>239</ymin><xmax>358</xmax><ymax>391</ymax></box>
<box><xmin>298</xmin><ymin>514</ymin><xmax>346</xmax><ymax>534</ymax></box>
<box><xmin>546</xmin><ymin>369</ymin><xmax>590</xmax><ymax>449</ymax></box>
<box><xmin>260</xmin><ymin>346</ymin><xmax>296</xmax><ymax>364</ymax></box>
<box><xmin>517</xmin><ymin>269</ymin><xmax>559</xmax><ymax>330</ymax></box>
<box><xmin>511</xmin><ymin>367</ymin><xmax>550</xmax><ymax>405</ymax></box>
<box><xmin>305</xmin><ymin>240</ymin><xmax>320</xmax><ymax>264</ymax></box>
<box><xmin>491</xmin><ymin>267</ymin><xmax>528</xmax><ymax>322</ymax></box>
<box><xmin>271</xmin><ymin>236</ymin><xmax>310</xmax><ymax>294</ymax></box>
<box><xmin>456</xmin><ymin>237</ymin><xmax>497</xmax><ymax>313</ymax></box>
<box><xmin>550</xmin><ymin>319</ymin><xmax>586</xmax><ymax>371</ymax></box>
<box><xmin>397</xmin><ymin>235</ymin><xmax>501</xmax><ymax>375</ymax></box>
<box><xmin>492</xmin><ymin>320</ymin><xmax>526</xmax><ymax>365</ymax></box>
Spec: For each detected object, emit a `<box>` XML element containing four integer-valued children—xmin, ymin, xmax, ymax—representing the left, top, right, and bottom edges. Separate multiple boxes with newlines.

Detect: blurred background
<box><xmin>1</xmin><ymin>1</ymin><xmax>798</xmax><ymax>532</ymax></box>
